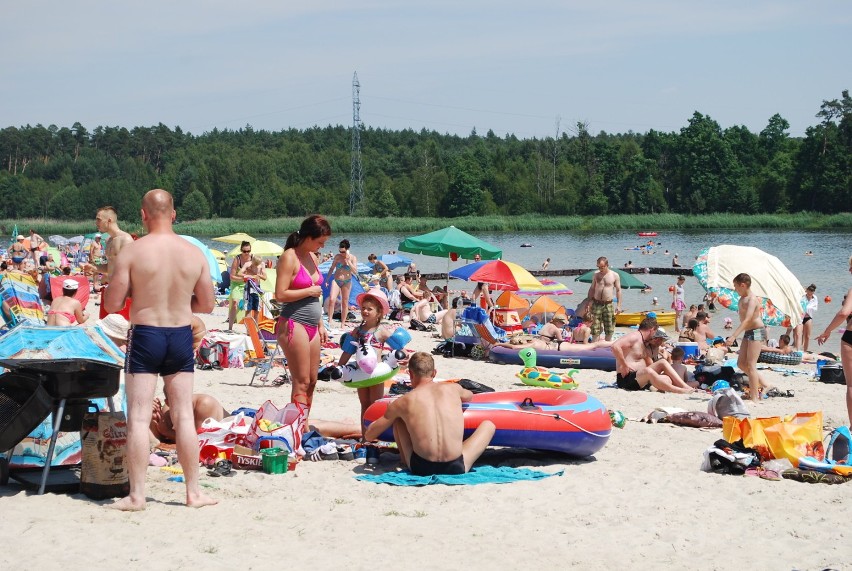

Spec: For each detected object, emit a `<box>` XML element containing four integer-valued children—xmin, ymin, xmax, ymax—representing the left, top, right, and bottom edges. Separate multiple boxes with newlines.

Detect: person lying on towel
<box><xmin>364</xmin><ymin>352</ymin><xmax>495</xmax><ymax>476</ymax></box>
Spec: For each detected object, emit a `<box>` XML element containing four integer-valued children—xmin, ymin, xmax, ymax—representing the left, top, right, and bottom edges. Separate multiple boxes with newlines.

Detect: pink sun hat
<box><xmin>356</xmin><ymin>287</ymin><xmax>390</xmax><ymax>316</ymax></box>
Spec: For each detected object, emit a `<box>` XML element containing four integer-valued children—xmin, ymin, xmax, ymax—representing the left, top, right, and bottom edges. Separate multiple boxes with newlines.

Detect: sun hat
<box><xmin>651</xmin><ymin>328</ymin><xmax>668</xmax><ymax>340</ymax></box>
<box><xmin>94</xmin><ymin>233</ymin><xmax>102</xmax><ymax>238</ymax></box>
<box><xmin>62</xmin><ymin>279</ymin><xmax>79</xmax><ymax>290</ymax></box>
<box><xmin>356</xmin><ymin>287</ymin><xmax>390</xmax><ymax>316</ymax></box>
<box><xmin>552</xmin><ymin>313</ymin><xmax>567</xmax><ymax>323</ymax></box>
<box><xmin>98</xmin><ymin>314</ymin><xmax>130</xmax><ymax>341</ymax></box>
<box><xmin>16</xmin><ymin>235</ymin><xmax>24</xmax><ymax>240</ymax></box>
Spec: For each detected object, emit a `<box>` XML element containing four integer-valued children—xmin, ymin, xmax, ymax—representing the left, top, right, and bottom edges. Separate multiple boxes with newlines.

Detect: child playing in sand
<box><xmin>239</xmin><ymin>255</ymin><xmax>267</xmax><ymax>322</ymax></box>
<box><xmin>337</xmin><ymin>288</ymin><xmax>405</xmax><ymax>433</ymax></box>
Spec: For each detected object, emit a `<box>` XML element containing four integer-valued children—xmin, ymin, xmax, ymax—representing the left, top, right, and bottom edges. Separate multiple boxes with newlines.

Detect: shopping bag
<box><xmin>245</xmin><ymin>400</ymin><xmax>307</xmax><ymax>456</ymax></box>
<box><xmin>723</xmin><ymin>412</ymin><xmax>823</xmax><ymax>463</ymax></box>
<box><xmin>763</xmin><ymin>412</ymin><xmax>824</xmax><ymax>464</ymax></box>
<box><xmin>197</xmin><ymin>413</ymin><xmax>251</xmax><ymax>458</ymax></box>
<box><xmin>80</xmin><ymin>411</ymin><xmax>130</xmax><ymax>500</ymax></box>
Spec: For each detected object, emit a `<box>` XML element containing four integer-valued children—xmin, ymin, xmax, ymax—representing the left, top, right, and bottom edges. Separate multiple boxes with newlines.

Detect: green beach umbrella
<box><xmin>398</xmin><ymin>226</ymin><xmax>502</xmax><ymax>261</ymax></box>
<box><xmin>574</xmin><ymin>267</ymin><xmax>649</xmax><ymax>289</ymax></box>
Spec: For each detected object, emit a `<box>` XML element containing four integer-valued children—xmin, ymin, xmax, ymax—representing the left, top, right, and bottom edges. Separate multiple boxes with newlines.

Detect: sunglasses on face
<box><xmin>242</xmin><ymin>249</ymin><xmax>251</xmax><ymax>253</ymax></box>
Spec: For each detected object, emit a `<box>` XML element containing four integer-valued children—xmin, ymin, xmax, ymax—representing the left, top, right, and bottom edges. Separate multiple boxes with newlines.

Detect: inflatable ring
<box><xmin>516</xmin><ymin>348</ymin><xmax>578</xmax><ymax>390</ymax></box>
<box><xmin>331</xmin><ymin>334</ymin><xmax>406</xmax><ymax>388</ymax></box>
<box><xmin>757</xmin><ymin>351</ymin><xmax>803</xmax><ymax>366</ymax></box>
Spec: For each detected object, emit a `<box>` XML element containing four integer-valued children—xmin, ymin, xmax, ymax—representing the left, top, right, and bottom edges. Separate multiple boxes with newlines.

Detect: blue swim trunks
<box><xmin>126</xmin><ymin>324</ymin><xmax>195</xmax><ymax>376</ymax></box>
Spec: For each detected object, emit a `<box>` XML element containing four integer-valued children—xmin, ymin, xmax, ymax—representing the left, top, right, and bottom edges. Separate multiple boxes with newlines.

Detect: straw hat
<box><xmin>98</xmin><ymin>314</ymin><xmax>130</xmax><ymax>341</ymax></box>
<box><xmin>552</xmin><ymin>313</ymin><xmax>568</xmax><ymax>323</ymax></box>
<box><xmin>356</xmin><ymin>288</ymin><xmax>390</xmax><ymax>316</ymax></box>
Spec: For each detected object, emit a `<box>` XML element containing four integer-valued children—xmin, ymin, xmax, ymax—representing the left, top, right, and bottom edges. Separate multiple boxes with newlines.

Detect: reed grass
<box><xmin>4</xmin><ymin>212</ymin><xmax>851</xmax><ymax>238</ymax></box>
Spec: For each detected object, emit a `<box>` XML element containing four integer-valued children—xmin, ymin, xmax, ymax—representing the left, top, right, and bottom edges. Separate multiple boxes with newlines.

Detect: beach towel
<box><xmin>355</xmin><ymin>465</ymin><xmax>563</xmax><ymax>486</ymax></box>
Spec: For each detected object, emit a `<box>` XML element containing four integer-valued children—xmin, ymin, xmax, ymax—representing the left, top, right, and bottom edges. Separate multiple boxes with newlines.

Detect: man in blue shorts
<box><xmin>105</xmin><ymin>189</ymin><xmax>216</xmax><ymax>510</ymax></box>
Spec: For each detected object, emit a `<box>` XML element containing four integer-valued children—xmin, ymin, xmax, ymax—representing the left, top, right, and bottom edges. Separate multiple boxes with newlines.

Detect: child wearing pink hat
<box><xmin>338</xmin><ymin>288</ymin><xmax>408</xmax><ymax>431</ymax></box>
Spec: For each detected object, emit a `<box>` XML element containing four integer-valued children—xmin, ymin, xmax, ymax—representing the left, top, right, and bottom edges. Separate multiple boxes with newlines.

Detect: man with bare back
<box><xmin>587</xmin><ymin>256</ymin><xmax>622</xmax><ymax>341</ymax></box>
<box><xmin>105</xmin><ymin>189</ymin><xmax>216</xmax><ymax>510</ymax></box>
<box><xmin>726</xmin><ymin>273</ymin><xmax>770</xmax><ymax>403</ymax></box>
<box><xmin>364</xmin><ymin>352</ymin><xmax>495</xmax><ymax>476</ymax></box>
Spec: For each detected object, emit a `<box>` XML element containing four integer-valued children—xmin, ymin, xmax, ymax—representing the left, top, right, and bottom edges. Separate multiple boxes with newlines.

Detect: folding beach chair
<box><xmin>244</xmin><ymin>317</ymin><xmax>287</xmax><ymax>386</ymax></box>
<box><xmin>0</xmin><ymin>274</ymin><xmax>46</xmax><ymax>328</ymax></box>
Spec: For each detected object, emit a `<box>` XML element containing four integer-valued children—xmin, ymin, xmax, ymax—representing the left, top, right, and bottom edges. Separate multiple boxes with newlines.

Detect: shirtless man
<box><xmin>364</xmin><ymin>352</ymin><xmax>495</xmax><ymax>476</ymax></box>
<box><xmin>694</xmin><ymin>311</ymin><xmax>718</xmax><ymax>353</ymax></box>
<box><xmin>28</xmin><ymin>228</ymin><xmax>45</xmax><ymax>261</ymax></box>
<box><xmin>760</xmin><ymin>334</ymin><xmax>795</xmax><ymax>355</ymax></box>
<box><xmin>46</xmin><ymin>279</ymin><xmax>87</xmax><ymax>326</ymax></box>
<box><xmin>726</xmin><ymin>273</ymin><xmax>769</xmax><ymax>403</ymax></box>
<box><xmin>87</xmin><ymin>207</ymin><xmax>134</xmax><ymax>315</ymax></box>
<box><xmin>611</xmin><ymin>318</ymin><xmax>696</xmax><ymax>393</ymax></box>
<box><xmin>87</xmin><ymin>234</ymin><xmax>104</xmax><ymax>291</ymax></box>
<box><xmin>587</xmin><ymin>256</ymin><xmax>622</xmax><ymax>341</ymax></box>
<box><xmin>105</xmin><ymin>189</ymin><xmax>216</xmax><ymax>510</ymax></box>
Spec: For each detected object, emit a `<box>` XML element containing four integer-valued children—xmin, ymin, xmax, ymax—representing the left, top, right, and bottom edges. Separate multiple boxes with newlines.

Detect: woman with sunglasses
<box><xmin>227</xmin><ymin>241</ymin><xmax>253</xmax><ymax>330</ymax></box>
<box><xmin>276</xmin><ymin>216</ymin><xmax>332</xmax><ymax>420</ymax></box>
<box><xmin>324</xmin><ymin>239</ymin><xmax>358</xmax><ymax>329</ymax></box>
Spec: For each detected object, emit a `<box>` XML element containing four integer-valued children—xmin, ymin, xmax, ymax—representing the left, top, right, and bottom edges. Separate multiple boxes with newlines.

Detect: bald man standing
<box><xmin>105</xmin><ymin>189</ymin><xmax>216</xmax><ymax>510</ymax></box>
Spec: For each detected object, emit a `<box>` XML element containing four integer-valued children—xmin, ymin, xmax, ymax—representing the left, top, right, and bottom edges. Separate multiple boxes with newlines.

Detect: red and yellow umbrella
<box><xmin>448</xmin><ymin>260</ymin><xmax>543</xmax><ymax>291</ymax></box>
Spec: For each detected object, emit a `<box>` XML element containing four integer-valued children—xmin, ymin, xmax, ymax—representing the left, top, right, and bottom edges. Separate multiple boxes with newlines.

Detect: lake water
<box><xmin>201</xmin><ymin>229</ymin><xmax>851</xmax><ymax>354</ymax></box>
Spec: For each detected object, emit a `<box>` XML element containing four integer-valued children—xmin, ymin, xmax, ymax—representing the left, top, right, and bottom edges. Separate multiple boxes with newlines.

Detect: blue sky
<box><xmin>2</xmin><ymin>1</ymin><xmax>849</xmax><ymax>138</ymax></box>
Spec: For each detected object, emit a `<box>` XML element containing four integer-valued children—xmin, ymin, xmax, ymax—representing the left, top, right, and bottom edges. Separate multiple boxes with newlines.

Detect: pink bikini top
<box><xmin>291</xmin><ymin>261</ymin><xmax>322</xmax><ymax>289</ymax></box>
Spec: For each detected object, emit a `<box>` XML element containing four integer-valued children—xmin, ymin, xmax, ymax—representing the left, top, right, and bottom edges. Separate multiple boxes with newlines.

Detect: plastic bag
<box><xmin>197</xmin><ymin>413</ymin><xmax>251</xmax><ymax>457</ymax></box>
<box><xmin>723</xmin><ymin>412</ymin><xmax>823</xmax><ymax>463</ymax></box>
<box><xmin>245</xmin><ymin>400</ymin><xmax>307</xmax><ymax>456</ymax></box>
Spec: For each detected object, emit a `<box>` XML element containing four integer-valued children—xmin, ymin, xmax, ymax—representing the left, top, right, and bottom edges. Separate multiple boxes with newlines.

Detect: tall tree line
<box><xmin>1</xmin><ymin>91</ymin><xmax>849</xmax><ymax>222</ymax></box>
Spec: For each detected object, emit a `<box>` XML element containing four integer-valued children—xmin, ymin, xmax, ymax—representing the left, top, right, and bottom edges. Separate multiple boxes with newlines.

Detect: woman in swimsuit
<box><xmin>276</xmin><ymin>215</ymin><xmax>331</xmax><ymax>419</ymax></box>
<box><xmin>671</xmin><ymin>275</ymin><xmax>686</xmax><ymax>333</ymax></box>
<box><xmin>46</xmin><ymin>279</ymin><xmax>87</xmax><ymax>326</ymax></box>
<box><xmin>367</xmin><ymin>253</ymin><xmax>392</xmax><ymax>291</ymax></box>
<box><xmin>227</xmin><ymin>241</ymin><xmax>253</xmax><ymax>330</ymax></box>
<box><xmin>324</xmin><ymin>239</ymin><xmax>357</xmax><ymax>329</ymax></box>
<box><xmin>815</xmin><ymin>254</ymin><xmax>852</xmax><ymax>425</ymax></box>
<box><xmin>9</xmin><ymin>235</ymin><xmax>28</xmax><ymax>270</ymax></box>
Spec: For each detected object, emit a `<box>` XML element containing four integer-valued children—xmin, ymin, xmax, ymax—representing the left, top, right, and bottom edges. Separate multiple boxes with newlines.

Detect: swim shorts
<box><xmin>409</xmin><ymin>451</ymin><xmax>465</xmax><ymax>476</ymax></box>
<box><xmin>246</xmin><ymin>292</ymin><xmax>260</xmax><ymax>312</ymax></box>
<box><xmin>616</xmin><ymin>371</ymin><xmax>648</xmax><ymax>391</ymax></box>
<box><xmin>590</xmin><ymin>300</ymin><xmax>614</xmax><ymax>338</ymax></box>
<box><xmin>743</xmin><ymin>328</ymin><xmax>766</xmax><ymax>342</ymax></box>
<box><xmin>126</xmin><ymin>324</ymin><xmax>195</xmax><ymax>376</ymax></box>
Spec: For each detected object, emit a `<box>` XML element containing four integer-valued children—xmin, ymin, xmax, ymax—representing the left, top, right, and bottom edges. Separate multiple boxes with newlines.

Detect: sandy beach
<box><xmin>1</xmin><ymin>301</ymin><xmax>849</xmax><ymax>571</ymax></box>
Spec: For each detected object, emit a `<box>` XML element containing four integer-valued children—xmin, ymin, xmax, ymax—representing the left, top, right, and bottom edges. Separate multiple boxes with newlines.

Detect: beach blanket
<box><xmin>356</xmin><ymin>465</ymin><xmax>563</xmax><ymax>486</ymax></box>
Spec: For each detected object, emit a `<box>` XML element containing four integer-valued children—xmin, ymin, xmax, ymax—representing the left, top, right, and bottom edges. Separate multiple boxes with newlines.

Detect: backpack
<box><xmin>409</xmin><ymin>318</ymin><xmax>430</xmax><ymax>332</ymax></box>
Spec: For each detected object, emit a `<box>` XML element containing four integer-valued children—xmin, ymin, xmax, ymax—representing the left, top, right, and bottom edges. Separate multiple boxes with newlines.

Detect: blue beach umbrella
<box><xmin>378</xmin><ymin>253</ymin><xmax>413</xmax><ymax>270</ymax></box>
<box><xmin>180</xmin><ymin>235</ymin><xmax>221</xmax><ymax>283</ymax></box>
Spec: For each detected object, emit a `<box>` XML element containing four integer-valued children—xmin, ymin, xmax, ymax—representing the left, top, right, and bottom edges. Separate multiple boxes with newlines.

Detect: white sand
<box><xmin>1</xmin><ymin>302</ymin><xmax>849</xmax><ymax>570</ymax></box>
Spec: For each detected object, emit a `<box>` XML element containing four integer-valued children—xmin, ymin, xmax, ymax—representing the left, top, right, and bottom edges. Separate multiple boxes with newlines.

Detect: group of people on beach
<box><xmin>47</xmin><ymin>192</ymin><xmax>848</xmax><ymax>511</ymax></box>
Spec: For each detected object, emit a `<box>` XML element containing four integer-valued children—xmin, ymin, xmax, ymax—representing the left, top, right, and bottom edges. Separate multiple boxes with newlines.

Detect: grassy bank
<box><xmin>4</xmin><ymin>212</ymin><xmax>852</xmax><ymax>237</ymax></box>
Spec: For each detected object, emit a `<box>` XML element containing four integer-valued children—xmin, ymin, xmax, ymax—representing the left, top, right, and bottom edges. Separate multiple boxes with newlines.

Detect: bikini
<box><xmin>278</xmin><ymin>259</ymin><xmax>323</xmax><ymax>343</ymax></box>
<box><xmin>333</xmin><ymin>260</ymin><xmax>352</xmax><ymax>287</ymax></box>
<box><xmin>843</xmin><ymin>316</ymin><xmax>852</xmax><ymax>346</ymax></box>
<box><xmin>47</xmin><ymin>310</ymin><xmax>77</xmax><ymax>324</ymax></box>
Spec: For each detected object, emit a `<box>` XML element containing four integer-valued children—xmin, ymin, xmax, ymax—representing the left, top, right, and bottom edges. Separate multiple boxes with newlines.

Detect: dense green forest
<box><xmin>1</xmin><ymin>91</ymin><xmax>849</xmax><ymax>224</ymax></box>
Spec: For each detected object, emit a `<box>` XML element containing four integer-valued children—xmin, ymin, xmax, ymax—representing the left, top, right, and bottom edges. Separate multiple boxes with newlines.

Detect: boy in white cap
<box><xmin>46</xmin><ymin>278</ymin><xmax>87</xmax><ymax>326</ymax></box>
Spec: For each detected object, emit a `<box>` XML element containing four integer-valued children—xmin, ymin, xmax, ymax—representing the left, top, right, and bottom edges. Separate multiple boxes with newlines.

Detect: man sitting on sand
<box><xmin>611</xmin><ymin>318</ymin><xmax>697</xmax><ymax>393</ymax></box>
<box><xmin>364</xmin><ymin>352</ymin><xmax>495</xmax><ymax>476</ymax></box>
<box><xmin>150</xmin><ymin>393</ymin><xmax>229</xmax><ymax>445</ymax></box>
<box><xmin>694</xmin><ymin>311</ymin><xmax>717</xmax><ymax>353</ymax></box>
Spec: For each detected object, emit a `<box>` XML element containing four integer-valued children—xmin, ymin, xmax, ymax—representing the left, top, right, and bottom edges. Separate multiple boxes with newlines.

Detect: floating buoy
<box><xmin>824</xmin><ymin>296</ymin><xmax>832</xmax><ymax>303</ymax></box>
<box><xmin>668</xmin><ymin>286</ymin><xmax>675</xmax><ymax>292</ymax></box>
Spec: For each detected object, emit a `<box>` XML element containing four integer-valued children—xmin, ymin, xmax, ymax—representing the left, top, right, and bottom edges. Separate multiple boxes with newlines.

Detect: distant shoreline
<box><xmin>5</xmin><ymin>212</ymin><xmax>852</xmax><ymax>237</ymax></box>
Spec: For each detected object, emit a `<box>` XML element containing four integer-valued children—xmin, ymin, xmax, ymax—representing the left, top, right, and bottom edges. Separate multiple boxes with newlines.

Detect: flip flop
<box><xmin>207</xmin><ymin>459</ymin><xmax>234</xmax><ymax>477</ymax></box>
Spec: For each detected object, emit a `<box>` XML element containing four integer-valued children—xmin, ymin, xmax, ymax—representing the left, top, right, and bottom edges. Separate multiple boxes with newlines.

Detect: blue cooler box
<box><xmin>677</xmin><ymin>342</ymin><xmax>699</xmax><ymax>359</ymax></box>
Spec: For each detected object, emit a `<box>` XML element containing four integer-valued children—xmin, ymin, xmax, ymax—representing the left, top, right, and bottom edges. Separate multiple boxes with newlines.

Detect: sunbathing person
<box><xmin>537</xmin><ymin>313</ymin><xmax>568</xmax><ymax>348</ymax></box>
<box><xmin>760</xmin><ymin>334</ymin><xmax>795</xmax><ymax>354</ymax></box>
<box><xmin>572</xmin><ymin>315</ymin><xmax>592</xmax><ymax>343</ymax></box>
<box><xmin>492</xmin><ymin>334</ymin><xmax>612</xmax><ymax>351</ymax></box>
<box><xmin>46</xmin><ymin>279</ymin><xmax>87</xmax><ymax>326</ymax></box>
<box><xmin>611</xmin><ymin>318</ymin><xmax>697</xmax><ymax>393</ymax></box>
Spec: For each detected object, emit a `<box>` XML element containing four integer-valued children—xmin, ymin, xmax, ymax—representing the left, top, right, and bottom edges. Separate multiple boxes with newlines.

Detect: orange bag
<box><xmin>723</xmin><ymin>412</ymin><xmax>824</xmax><ymax>463</ymax></box>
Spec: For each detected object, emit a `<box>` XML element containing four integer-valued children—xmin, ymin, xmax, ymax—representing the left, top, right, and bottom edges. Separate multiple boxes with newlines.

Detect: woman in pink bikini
<box><xmin>46</xmin><ymin>279</ymin><xmax>87</xmax><ymax>326</ymax></box>
<box><xmin>275</xmin><ymin>215</ymin><xmax>332</xmax><ymax>420</ymax></box>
